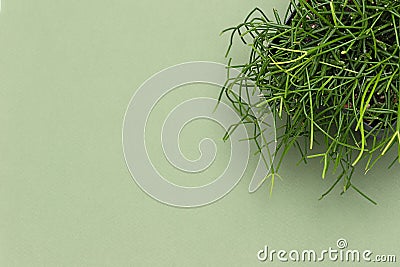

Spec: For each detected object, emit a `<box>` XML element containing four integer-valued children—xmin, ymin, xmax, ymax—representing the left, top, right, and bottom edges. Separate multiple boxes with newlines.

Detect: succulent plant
<box><xmin>222</xmin><ymin>0</ymin><xmax>400</xmax><ymax>203</ymax></box>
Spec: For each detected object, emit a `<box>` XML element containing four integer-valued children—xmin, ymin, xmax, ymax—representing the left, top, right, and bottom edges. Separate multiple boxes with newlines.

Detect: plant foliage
<box><xmin>222</xmin><ymin>0</ymin><xmax>400</xmax><ymax>203</ymax></box>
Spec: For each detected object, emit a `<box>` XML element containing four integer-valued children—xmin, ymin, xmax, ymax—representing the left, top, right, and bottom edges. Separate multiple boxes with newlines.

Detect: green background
<box><xmin>1</xmin><ymin>0</ymin><xmax>399</xmax><ymax>266</ymax></box>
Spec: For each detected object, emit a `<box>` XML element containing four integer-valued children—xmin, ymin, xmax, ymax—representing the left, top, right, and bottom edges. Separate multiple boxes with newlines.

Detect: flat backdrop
<box><xmin>1</xmin><ymin>1</ymin><xmax>399</xmax><ymax>266</ymax></box>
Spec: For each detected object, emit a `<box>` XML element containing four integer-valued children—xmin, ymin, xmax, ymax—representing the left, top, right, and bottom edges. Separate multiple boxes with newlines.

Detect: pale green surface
<box><xmin>1</xmin><ymin>1</ymin><xmax>400</xmax><ymax>266</ymax></box>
